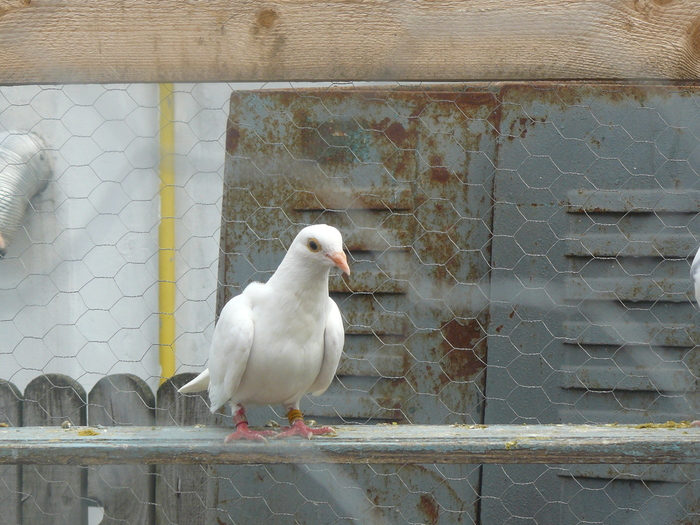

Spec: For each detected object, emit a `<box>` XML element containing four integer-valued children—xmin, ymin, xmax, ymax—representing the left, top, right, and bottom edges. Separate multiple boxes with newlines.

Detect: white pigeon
<box><xmin>691</xmin><ymin>245</ymin><xmax>700</xmax><ymax>427</ymax></box>
<box><xmin>179</xmin><ymin>224</ymin><xmax>350</xmax><ymax>441</ymax></box>
<box><xmin>692</xmin><ymin>246</ymin><xmax>700</xmax><ymax>307</ymax></box>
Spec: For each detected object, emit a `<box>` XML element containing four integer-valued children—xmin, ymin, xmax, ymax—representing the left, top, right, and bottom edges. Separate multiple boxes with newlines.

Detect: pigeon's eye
<box><xmin>307</xmin><ymin>238</ymin><xmax>320</xmax><ymax>252</ymax></box>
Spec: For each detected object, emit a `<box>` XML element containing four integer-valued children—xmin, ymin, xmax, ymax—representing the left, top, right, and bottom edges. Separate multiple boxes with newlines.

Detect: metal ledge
<box><xmin>0</xmin><ymin>424</ymin><xmax>698</xmax><ymax>465</ymax></box>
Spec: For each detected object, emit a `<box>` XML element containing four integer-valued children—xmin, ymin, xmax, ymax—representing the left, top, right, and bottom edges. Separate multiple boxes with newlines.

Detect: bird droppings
<box><xmin>61</xmin><ymin>421</ymin><xmax>72</xmax><ymax>429</ymax></box>
<box><xmin>504</xmin><ymin>440</ymin><xmax>518</xmax><ymax>450</ymax></box>
<box><xmin>452</xmin><ymin>424</ymin><xmax>488</xmax><ymax>429</ymax></box>
<box><xmin>0</xmin><ymin>423</ymin><xmax>7</xmax><ymax>428</ymax></box>
<box><xmin>77</xmin><ymin>428</ymin><xmax>100</xmax><ymax>437</ymax></box>
<box><xmin>635</xmin><ymin>420</ymin><xmax>694</xmax><ymax>429</ymax></box>
<box><xmin>264</xmin><ymin>420</ymin><xmax>281</xmax><ymax>428</ymax></box>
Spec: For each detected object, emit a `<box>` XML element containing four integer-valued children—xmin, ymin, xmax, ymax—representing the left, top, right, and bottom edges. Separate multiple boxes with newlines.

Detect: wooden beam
<box><xmin>1</xmin><ymin>0</ymin><xmax>699</xmax><ymax>84</ymax></box>
<box><xmin>0</xmin><ymin>424</ymin><xmax>699</xmax><ymax>465</ymax></box>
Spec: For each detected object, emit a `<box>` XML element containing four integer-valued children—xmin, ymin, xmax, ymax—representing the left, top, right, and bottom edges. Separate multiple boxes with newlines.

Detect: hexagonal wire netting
<box><xmin>1</xmin><ymin>82</ymin><xmax>700</xmax><ymax>524</ymax></box>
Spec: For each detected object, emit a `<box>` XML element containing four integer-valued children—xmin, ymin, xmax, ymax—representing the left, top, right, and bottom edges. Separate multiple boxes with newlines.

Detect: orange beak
<box><xmin>328</xmin><ymin>251</ymin><xmax>351</xmax><ymax>275</ymax></box>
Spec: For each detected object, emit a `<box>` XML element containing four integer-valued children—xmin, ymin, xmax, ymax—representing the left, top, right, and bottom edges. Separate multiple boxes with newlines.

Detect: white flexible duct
<box><xmin>0</xmin><ymin>132</ymin><xmax>52</xmax><ymax>257</ymax></box>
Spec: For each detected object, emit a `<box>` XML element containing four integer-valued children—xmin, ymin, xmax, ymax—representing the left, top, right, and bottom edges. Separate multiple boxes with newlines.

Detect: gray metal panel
<box><xmin>483</xmin><ymin>83</ymin><xmax>700</xmax><ymax>524</ymax></box>
<box><xmin>215</xmin><ymin>83</ymin><xmax>700</xmax><ymax>524</ymax></box>
<box><xmin>217</xmin><ymin>87</ymin><xmax>497</xmax><ymax>523</ymax></box>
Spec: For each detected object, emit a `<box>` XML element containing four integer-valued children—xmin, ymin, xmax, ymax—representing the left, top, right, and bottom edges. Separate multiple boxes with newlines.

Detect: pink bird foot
<box><xmin>224</xmin><ymin>422</ymin><xmax>277</xmax><ymax>443</ymax></box>
<box><xmin>223</xmin><ymin>406</ymin><xmax>277</xmax><ymax>443</ymax></box>
<box><xmin>691</xmin><ymin>421</ymin><xmax>700</xmax><ymax>427</ymax></box>
<box><xmin>274</xmin><ymin>419</ymin><xmax>336</xmax><ymax>440</ymax></box>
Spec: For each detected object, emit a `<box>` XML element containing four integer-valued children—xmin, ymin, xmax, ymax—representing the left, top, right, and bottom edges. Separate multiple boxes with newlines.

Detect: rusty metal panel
<box><xmin>482</xmin><ymin>83</ymin><xmax>700</xmax><ymax>525</ymax></box>
<box><xmin>217</xmin><ymin>86</ymin><xmax>498</xmax><ymax>523</ymax></box>
<box><xmin>219</xmin><ymin>87</ymin><xmax>497</xmax><ymax>426</ymax></box>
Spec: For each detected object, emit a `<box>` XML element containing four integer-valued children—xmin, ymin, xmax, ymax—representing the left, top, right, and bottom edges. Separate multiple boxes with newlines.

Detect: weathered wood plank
<box><xmin>21</xmin><ymin>374</ymin><xmax>86</xmax><ymax>525</ymax></box>
<box><xmin>155</xmin><ymin>374</ymin><xmax>225</xmax><ymax>525</ymax></box>
<box><xmin>0</xmin><ymin>424</ymin><xmax>699</xmax><ymax>465</ymax></box>
<box><xmin>87</xmin><ymin>374</ymin><xmax>155</xmax><ymax>525</ymax></box>
<box><xmin>0</xmin><ymin>0</ymin><xmax>698</xmax><ymax>83</ymax></box>
<box><xmin>0</xmin><ymin>380</ymin><xmax>21</xmax><ymax>525</ymax></box>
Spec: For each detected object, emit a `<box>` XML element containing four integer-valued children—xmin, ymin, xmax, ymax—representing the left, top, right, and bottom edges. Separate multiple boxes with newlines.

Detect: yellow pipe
<box><xmin>158</xmin><ymin>83</ymin><xmax>176</xmax><ymax>384</ymax></box>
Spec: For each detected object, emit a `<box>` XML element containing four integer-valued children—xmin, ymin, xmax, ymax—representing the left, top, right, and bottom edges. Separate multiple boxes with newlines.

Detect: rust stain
<box><xmin>440</xmin><ymin>319</ymin><xmax>487</xmax><ymax>381</ymax></box>
<box><xmin>409</xmin><ymin>104</ymin><xmax>426</xmax><ymax>119</ymax></box>
<box><xmin>428</xmin><ymin>154</ymin><xmax>444</xmax><ymax>167</ymax></box>
<box><xmin>384</xmin><ymin>149</ymin><xmax>415</xmax><ymax>178</ymax></box>
<box><xmin>507</xmin><ymin>115</ymin><xmax>547</xmax><ymax>140</ymax></box>
<box><xmin>371</xmin><ymin>378</ymin><xmax>408</xmax><ymax>420</ymax></box>
<box><xmin>225</xmin><ymin>124</ymin><xmax>240</xmax><ymax>154</ymax></box>
<box><xmin>431</xmin><ymin>201</ymin><xmax>447</xmax><ymax>216</ymax></box>
<box><xmin>454</xmin><ymin>91</ymin><xmax>499</xmax><ymax>119</ymax></box>
<box><xmin>518</xmin><ymin>117</ymin><xmax>531</xmax><ymax>139</ymax></box>
<box><xmin>415</xmin><ymin>363</ymin><xmax>453</xmax><ymax>395</ymax></box>
<box><xmin>488</xmin><ymin>89</ymin><xmax>503</xmax><ymax>141</ymax></box>
<box><xmin>429</xmin><ymin>166</ymin><xmax>450</xmax><ymax>184</ymax></box>
<box><xmin>370</xmin><ymin>116</ymin><xmax>392</xmax><ymax>132</ymax></box>
<box><xmin>317</xmin><ymin>147</ymin><xmax>356</xmax><ymax>172</ymax></box>
<box><xmin>428</xmin><ymin>92</ymin><xmax>462</xmax><ymax>102</ymax></box>
<box><xmin>500</xmin><ymin>82</ymin><xmax>699</xmax><ymax>117</ymax></box>
<box><xmin>270</xmin><ymin>90</ymin><xmax>302</xmax><ymax>110</ymax></box>
<box><xmin>442</xmin><ymin>318</ymin><xmax>482</xmax><ymax>349</ymax></box>
<box><xmin>499</xmin><ymin>82</ymin><xmax>546</xmax><ymax>102</ymax></box>
<box><xmin>288</xmin><ymin>99</ymin><xmax>321</xmax><ymax>148</ymax></box>
<box><xmin>418</xmin><ymin>494</ymin><xmax>440</xmax><ymax>524</ymax></box>
<box><xmin>455</xmin><ymin>90</ymin><xmax>501</xmax><ymax>148</ymax></box>
<box><xmin>415</xmin><ymin>235</ymin><xmax>457</xmax><ymax>267</ymax></box>
<box><xmin>384</xmin><ymin>121</ymin><xmax>417</xmax><ymax>149</ymax></box>
<box><xmin>441</xmin><ymin>346</ymin><xmax>485</xmax><ymax>382</ymax></box>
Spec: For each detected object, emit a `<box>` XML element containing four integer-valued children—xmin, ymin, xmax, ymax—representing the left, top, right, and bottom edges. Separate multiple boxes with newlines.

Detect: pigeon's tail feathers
<box><xmin>178</xmin><ymin>369</ymin><xmax>210</xmax><ymax>393</ymax></box>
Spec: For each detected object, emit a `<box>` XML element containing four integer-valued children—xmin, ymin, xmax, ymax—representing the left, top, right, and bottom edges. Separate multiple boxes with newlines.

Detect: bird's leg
<box><xmin>223</xmin><ymin>405</ymin><xmax>278</xmax><ymax>443</ymax></box>
<box><xmin>273</xmin><ymin>407</ymin><xmax>336</xmax><ymax>439</ymax></box>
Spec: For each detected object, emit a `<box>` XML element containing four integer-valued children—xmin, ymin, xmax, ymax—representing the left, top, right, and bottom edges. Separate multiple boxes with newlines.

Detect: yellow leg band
<box><xmin>287</xmin><ymin>409</ymin><xmax>303</xmax><ymax>424</ymax></box>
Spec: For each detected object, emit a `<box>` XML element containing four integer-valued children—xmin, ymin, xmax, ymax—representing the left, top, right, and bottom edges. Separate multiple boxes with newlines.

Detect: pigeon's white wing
<box><xmin>309</xmin><ymin>298</ymin><xmax>344</xmax><ymax>396</ymax></box>
<box><xmin>692</xmin><ymin>246</ymin><xmax>700</xmax><ymax>303</ymax></box>
<box><xmin>207</xmin><ymin>293</ymin><xmax>255</xmax><ymax>412</ymax></box>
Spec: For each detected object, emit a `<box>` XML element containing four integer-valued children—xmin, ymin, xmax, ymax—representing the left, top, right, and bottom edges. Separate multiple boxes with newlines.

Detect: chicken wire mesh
<box><xmin>0</xmin><ymin>81</ymin><xmax>699</xmax><ymax>524</ymax></box>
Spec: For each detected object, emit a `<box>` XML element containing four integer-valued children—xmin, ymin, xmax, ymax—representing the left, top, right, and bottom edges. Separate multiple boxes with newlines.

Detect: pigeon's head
<box><xmin>291</xmin><ymin>224</ymin><xmax>350</xmax><ymax>275</ymax></box>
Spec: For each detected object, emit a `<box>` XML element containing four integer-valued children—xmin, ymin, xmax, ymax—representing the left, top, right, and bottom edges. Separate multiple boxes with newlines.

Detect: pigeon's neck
<box><xmin>266</xmin><ymin>255</ymin><xmax>331</xmax><ymax>299</ymax></box>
